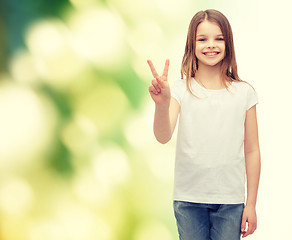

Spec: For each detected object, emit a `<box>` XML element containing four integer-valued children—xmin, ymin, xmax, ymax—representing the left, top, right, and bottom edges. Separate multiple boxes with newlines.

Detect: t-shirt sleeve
<box><xmin>246</xmin><ymin>84</ymin><xmax>259</xmax><ymax>111</ymax></box>
<box><xmin>171</xmin><ymin>79</ymin><xmax>186</xmax><ymax>105</ymax></box>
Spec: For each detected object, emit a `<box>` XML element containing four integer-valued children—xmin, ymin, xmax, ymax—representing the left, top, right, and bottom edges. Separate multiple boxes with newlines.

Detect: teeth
<box><xmin>204</xmin><ymin>52</ymin><xmax>218</xmax><ymax>55</ymax></box>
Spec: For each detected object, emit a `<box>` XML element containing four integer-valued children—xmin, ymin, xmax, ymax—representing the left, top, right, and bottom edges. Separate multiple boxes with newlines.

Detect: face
<box><xmin>195</xmin><ymin>20</ymin><xmax>225</xmax><ymax>68</ymax></box>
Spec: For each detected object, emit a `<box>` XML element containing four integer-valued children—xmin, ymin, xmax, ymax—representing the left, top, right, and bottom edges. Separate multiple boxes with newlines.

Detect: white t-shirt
<box><xmin>171</xmin><ymin>78</ymin><xmax>259</xmax><ymax>204</ymax></box>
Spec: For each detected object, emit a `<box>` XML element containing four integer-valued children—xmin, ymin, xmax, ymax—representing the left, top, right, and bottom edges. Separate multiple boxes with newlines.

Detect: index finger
<box><xmin>147</xmin><ymin>60</ymin><xmax>159</xmax><ymax>78</ymax></box>
<box><xmin>162</xmin><ymin>59</ymin><xmax>170</xmax><ymax>78</ymax></box>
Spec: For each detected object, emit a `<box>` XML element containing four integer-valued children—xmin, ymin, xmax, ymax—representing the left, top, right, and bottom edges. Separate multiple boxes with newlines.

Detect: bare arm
<box><xmin>154</xmin><ymin>97</ymin><xmax>180</xmax><ymax>143</ymax></box>
<box><xmin>241</xmin><ymin>105</ymin><xmax>261</xmax><ymax>238</ymax></box>
<box><xmin>147</xmin><ymin>59</ymin><xmax>180</xmax><ymax>144</ymax></box>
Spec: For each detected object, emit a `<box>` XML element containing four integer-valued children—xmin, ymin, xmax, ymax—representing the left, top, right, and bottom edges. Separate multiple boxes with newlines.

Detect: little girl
<box><xmin>147</xmin><ymin>9</ymin><xmax>261</xmax><ymax>240</ymax></box>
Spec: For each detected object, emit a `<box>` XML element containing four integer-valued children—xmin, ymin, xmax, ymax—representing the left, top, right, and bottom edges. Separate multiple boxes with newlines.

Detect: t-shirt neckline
<box><xmin>192</xmin><ymin>78</ymin><xmax>233</xmax><ymax>92</ymax></box>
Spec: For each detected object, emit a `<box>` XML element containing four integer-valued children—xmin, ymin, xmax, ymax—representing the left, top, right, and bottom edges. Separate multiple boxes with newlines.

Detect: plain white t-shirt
<box><xmin>171</xmin><ymin>78</ymin><xmax>259</xmax><ymax>204</ymax></box>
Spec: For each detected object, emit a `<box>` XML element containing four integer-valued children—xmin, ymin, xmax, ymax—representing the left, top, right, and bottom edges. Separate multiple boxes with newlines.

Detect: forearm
<box><xmin>245</xmin><ymin>150</ymin><xmax>261</xmax><ymax>207</ymax></box>
<box><xmin>153</xmin><ymin>103</ymin><xmax>172</xmax><ymax>144</ymax></box>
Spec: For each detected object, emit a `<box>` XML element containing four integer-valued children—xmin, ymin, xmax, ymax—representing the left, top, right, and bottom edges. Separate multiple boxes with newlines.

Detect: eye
<box><xmin>217</xmin><ymin>37</ymin><xmax>224</xmax><ymax>41</ymax></box>
<box><xmin>197</xmin><ymin>38</ymin><xmax>206</xmax><ymax>42</ymax></box>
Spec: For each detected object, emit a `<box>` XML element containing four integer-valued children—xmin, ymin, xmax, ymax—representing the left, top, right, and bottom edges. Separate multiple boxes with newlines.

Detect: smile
<box><xmin>203</xmin><ymin>52</ymin><xmax>220</xmax><ymax>56</ymax></box>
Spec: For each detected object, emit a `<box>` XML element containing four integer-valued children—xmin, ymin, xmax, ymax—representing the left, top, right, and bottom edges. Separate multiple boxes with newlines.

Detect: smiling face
<box><xmin>195</xmin><ymin>20</ymin><xmax>225</xmax><ymax>68</ymax></box>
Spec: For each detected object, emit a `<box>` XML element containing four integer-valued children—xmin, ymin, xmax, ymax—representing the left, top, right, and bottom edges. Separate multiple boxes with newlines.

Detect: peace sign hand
<box><xmin>147</xmin><ymin>59</ymin><xmax>170</xmax><ymax>105</ymax></box>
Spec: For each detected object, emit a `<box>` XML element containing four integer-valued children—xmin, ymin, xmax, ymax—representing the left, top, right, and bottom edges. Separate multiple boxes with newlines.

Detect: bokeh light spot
<box><xmin>0</xmin><ymin>83</ymin><xmax>57</xmax><ymax>170</ymax></box>
<box><xmin>0</xmin><ymin>177</ymin><xmax>34</xmax><ymax>215</ymax></box>
<box><xmin>93</xmin><ymin>145</ymin><xmax>131</xmax><ymax>188</ymax></box>
<box><xmin>61</xmin><ymin>114</ymin><xmax>98</xmax><ymax>156</ymax></box>
<box><xmin>25</xmin><ymin>19</ymin><xmax>86</xmax><ymax>86</ymax></box>
<box><xmin>68</xmin><ymin>7</ymin><xmax>126</xmax><ymax>68</ymax></box>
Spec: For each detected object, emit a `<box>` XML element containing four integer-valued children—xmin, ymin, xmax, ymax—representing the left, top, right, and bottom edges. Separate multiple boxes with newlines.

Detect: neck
<box><xmin>195</xmin><ymin>62</ymin><xmax>223</xmax><ymax>84</ymax></box>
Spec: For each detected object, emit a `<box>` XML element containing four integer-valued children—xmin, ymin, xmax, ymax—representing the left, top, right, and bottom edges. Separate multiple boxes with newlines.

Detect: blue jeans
<box><xmin>173</xmin><ymin>201</ymin><xmax>244</xmax><ymax>240</ymax></box>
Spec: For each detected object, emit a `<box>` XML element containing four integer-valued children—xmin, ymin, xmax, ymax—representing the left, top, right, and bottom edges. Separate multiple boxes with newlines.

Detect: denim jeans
<box><xmin>173</xmin><ymin>201</ymin><xmax>244</xmax><ymax>240</ymax></box>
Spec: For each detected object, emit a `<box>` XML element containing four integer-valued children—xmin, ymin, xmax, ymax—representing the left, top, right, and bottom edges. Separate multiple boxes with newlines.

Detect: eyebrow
<box><xmin>196</xmin><ymin>34</ymin><xmax>224</xmax><ymax>37</ymax></box>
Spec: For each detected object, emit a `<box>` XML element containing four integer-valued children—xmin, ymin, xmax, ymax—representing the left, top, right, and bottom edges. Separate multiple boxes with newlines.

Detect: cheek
<box><xmin>195</xmin><ymin>44</ymin><xmax>203</xmax><ymax>54</ymax></box>
<box><xmin>223</xmin><ymin>43</ymin><xmax>226</xmax><ymax>51</ymax></box>
<box><xmin>219</xmin><ymin>44</ymin><xmax>226</xmax><ymax>56</ymax></box>
<box><xmin>195</xmin><ymin>46</ymin><xmax>200</xmax><ymax>57</ymax></box>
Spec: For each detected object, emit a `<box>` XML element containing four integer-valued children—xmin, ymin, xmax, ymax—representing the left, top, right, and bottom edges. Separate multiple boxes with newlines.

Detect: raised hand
<box><xmin>147</xmin><ymin>59</ymin><xmax>170</xmax><ymax>105</ymax></box>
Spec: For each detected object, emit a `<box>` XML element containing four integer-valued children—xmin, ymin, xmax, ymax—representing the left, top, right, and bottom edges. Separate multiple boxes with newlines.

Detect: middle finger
<box><xmin>162</xmin><ymin>59</ymin><xmax>170</xmax><ymax>79</ymax></box>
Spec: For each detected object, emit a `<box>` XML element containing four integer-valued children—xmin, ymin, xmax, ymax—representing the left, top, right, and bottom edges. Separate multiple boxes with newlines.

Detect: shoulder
<box><xmin>232</xmin><ymin>80</ymin><xmax>259</xmax><ymax>110</ymax></box>
<box><xmin>171</xmin><ymin>78</ymin><xmax>187</xmax><ymax>87</ymax></box>
<box><xmin>170</xmin><ymin>79</ymin><xmax>188</xmax><ymax>104</ymax></box>
<box><xmin>232</xmin><ymin>80</ymin><xmax>257</xmax><ymax>92</ymax></box>
<box><xmin>171</xmin><ymin>78</ymin><xmax>187</xmax><ymax>93</ymax></box>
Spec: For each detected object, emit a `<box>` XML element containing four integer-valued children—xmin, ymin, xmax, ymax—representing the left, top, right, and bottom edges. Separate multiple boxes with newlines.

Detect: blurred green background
<box><xmin>0</xmin><ymin>0</ymin><xmax>263</xmax><ymax>239</ymax></box>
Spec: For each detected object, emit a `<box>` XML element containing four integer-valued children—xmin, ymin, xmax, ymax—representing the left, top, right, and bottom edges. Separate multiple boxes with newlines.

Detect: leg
<box><xmin>209</xmin><ymin>203</ymin><xmax>244</xmax><ymax>240</ymax></box>
<box><xmin>173</xmin><ymin>201</ymin><xmax>210</xmax><ymax>240</ymax></box>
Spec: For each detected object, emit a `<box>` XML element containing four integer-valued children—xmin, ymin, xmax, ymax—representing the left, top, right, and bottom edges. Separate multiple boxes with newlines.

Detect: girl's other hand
<box><xmin>147</xmin><ymin>59</ymin><xmax>170</xmax><ymax>105</ymax></box>
<box><xmin>241</xmin><ymin>205</ymin><xmax>257</xmax><ymax>238</ymax></box>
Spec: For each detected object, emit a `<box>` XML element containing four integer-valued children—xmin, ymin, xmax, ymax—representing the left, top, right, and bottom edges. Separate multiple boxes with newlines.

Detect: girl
<box><xmin>147</xmin><ymin>9</ymin><xmax>260</xmax><ymax>240</ymax></box>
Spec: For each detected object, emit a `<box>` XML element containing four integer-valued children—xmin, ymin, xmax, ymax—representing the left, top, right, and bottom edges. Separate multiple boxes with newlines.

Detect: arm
<box><xmin>147</xmin><ymin>59</ymin><xmax>180</xmax><ymax>144</ymax></box>
<box><xmin>241</xmin><ymin>104</ymin><xmax>261</xmax><ymax>238</ymax></box>
<box><xmin>154</xmin><ymin>97</ymin><xmax>180</xmax><ymax>144</ymax></box>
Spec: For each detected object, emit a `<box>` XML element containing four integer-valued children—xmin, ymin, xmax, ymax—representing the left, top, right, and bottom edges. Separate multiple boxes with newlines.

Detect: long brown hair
<box><xmin>181</xmin><ymin>9</ymin><xmax>244</xmax><ymax>97</ymax></box>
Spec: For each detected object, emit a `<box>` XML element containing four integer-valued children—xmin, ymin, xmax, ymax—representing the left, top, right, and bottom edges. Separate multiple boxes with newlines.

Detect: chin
<box><xmin>200</xmin><ymin>61</ymin><xmax>222</xmax><ymax>67</ymax></box>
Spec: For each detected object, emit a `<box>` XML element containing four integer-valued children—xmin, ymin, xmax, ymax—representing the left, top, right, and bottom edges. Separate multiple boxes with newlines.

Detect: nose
<box><xmin>207</xmin><ymin>40</ymin><xmax>215</xmax><ymax>48</ymax></box>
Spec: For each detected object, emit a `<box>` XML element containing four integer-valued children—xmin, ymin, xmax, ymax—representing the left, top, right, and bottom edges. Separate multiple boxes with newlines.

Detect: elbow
<box><xmin>157</xmin><ymin>138</ymin><xmax>171</xmax><ymax>144</ymax></box>
<box><xmin>244</xmin><ymin>149</ymin><xmax>261</xmax><ymax>165</ymax></box>
<box><xmin>154</xmin><ymin>134</ymin><xmax>171</xmax><ymax>144</ymax></box>
<box><xmin>244</xmin><ymin>148</ymin><xmax>261</xmax><ymax>156</ymax></box>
